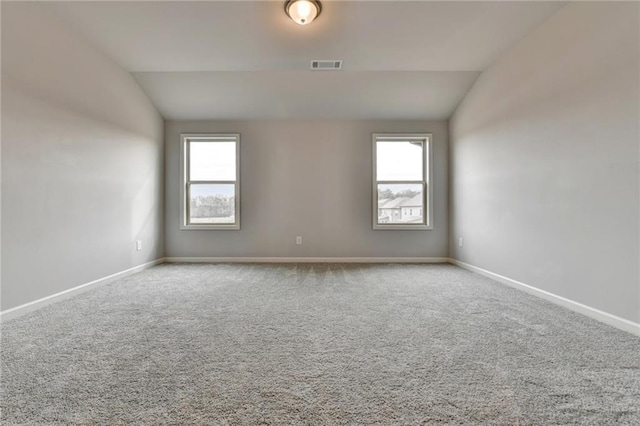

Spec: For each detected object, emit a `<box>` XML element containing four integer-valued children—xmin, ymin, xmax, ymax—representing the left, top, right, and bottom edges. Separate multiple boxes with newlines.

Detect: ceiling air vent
<box><xmin>311</xmin><ymin>60</ymin><xmax>343</xmax><ymax>70</ymax></box>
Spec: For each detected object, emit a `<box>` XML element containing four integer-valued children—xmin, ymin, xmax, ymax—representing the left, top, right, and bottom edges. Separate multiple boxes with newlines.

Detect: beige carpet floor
<box><xmin>1</xmin><ymin>263</ymin><xmax>639</xmax><ymax>424</ymax></box>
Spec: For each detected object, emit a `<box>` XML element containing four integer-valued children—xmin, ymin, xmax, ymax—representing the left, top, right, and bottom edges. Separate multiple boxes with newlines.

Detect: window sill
<box><xmin>373</xmin><ymin>224</ymin><xmax>433</xmax><ymax>231</ymax></box>
<box><xmin>180</xmin><ymin>224</ymin><xmax>240</xmax><ymax>231</ymax></box>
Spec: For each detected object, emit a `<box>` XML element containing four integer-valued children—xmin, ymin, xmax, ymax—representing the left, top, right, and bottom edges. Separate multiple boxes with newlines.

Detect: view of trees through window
<box><xmin>190</xmin><ymin>195</ymin><xmax>235</xmax><ymax>223</ymax></box>
<box><xmin>378</xmin><ymin>187</ymin><xmax>420</xmax><ymax>200</ymax></box>
<box><xmin>189</xmin><ymin>183</ymin><xmax>235</xmax><ymax>224</ymax></box>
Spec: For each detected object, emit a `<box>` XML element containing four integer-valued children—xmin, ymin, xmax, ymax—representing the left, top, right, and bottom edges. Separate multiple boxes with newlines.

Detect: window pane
<box><xmin>190</xmin><ymin>141</ymin><xmax>236</xmax><ymax>181</ymax></box>
<box><xmin>189</xmin><ymin>184</ymin><xmax>236</xmax><ymax>224</ymax></box>
<box><xmin>377</xmin><ymin>183</ymin><xmax>424</xmax><ymax>224</ymax></box>
<box><xmin>376</xmin><ymin>141</ymin><xmax>423</xmax><ymax>181</ymax></box>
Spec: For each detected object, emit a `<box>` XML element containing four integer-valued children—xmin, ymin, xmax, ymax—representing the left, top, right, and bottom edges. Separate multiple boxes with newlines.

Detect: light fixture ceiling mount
<box><xmin>284</xmin><ymin>0</ymin><xmax>322</xmax><ymax>26</ymax></box>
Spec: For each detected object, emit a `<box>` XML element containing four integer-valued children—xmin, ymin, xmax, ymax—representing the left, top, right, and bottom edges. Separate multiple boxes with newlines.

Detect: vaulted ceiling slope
<box><xmin>45</xmin><ymin>1</ymin><xmax>566</xmax><ymax>120</ymax></box>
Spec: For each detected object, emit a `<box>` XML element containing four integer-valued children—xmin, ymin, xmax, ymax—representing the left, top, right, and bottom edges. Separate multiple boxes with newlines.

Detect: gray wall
<box><xmin>449</xmin><ymin>2</ymin><xmax>639</xmax><ymax>322</ymax></box>
<box><xmin>1</xmin><ymin>3</ymin><xmax>164</xmax><ymax>311</ymax></box>
<box><xmin>166</xmin><ymin>120</ymin><xmax>448</xmax><ymax>258</ymax></box>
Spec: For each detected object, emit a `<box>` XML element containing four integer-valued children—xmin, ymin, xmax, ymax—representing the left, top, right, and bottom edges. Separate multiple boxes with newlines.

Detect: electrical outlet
<box><xmin>136</xmin><ymin>240</ymin><xmax>142</xmax><ymax>251</ymax></box>
<box><xmin>458</xmin><ymin>237</ymin><xmax>463</xmax><ymax>248</ymax></box>
<box><xmin>296</xmin><ymin>236</ymin><xmax>303</xmax><ymax>245</ymax></box>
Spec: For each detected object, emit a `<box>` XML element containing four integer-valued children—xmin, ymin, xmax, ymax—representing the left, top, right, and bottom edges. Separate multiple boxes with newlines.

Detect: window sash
<box><xmin>181</xmin><ymin>134</ymin><xmax>240</xmax><ymax>230</ymax></box>
<box><xmin>375</xmin><ymin>140</ymin><xmax>425</xmax><ymax>181</ymax></box>
<box><xmin>372</xmin><ymin>134</ymin><xmax>432</xmax><ymax>230</ymax></box>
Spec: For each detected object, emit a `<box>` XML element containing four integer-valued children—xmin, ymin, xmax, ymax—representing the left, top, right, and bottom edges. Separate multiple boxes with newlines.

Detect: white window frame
<box><xmin>372</xmin><ymin>133</ymin><xmax>433</xmax><ymax>230</ymax></box>
<box><xmin>180</xmin><ymin>133</ymin><xmax>240</xmax><ymax>230</ymax></box>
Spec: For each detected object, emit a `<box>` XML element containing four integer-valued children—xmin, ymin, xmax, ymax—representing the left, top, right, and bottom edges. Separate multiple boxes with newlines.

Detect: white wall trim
<box><xmin>448</xmin><ymin>258</ymin><xmax>640</xmax><ymax>337</ymax></box>
<box><xmin>0</xmin><ymin>258</ymin><xmax>165</xmax><ymax>323</ymax></box>
<box><xmin>164</xmin><ymin>257</ymin><xmax>450</xmax><ymax>264</ymax></box>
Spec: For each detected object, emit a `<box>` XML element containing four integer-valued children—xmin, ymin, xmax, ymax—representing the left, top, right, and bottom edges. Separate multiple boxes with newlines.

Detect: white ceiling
<box><xmin>45</xmin><ymin>1</ymin><xmax>566</xmax><ymax>120</ymax></box>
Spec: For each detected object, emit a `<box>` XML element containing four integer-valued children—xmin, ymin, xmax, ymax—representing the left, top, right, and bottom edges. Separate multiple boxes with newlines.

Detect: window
<box><xmin>181</xmin><ymin>134</ymin><xmax>240</xmax><ymax>230</ymax></box>
<box><xmin>372</xmin><ymin>133</ymin><xmax>432</xmax><ymax>230</ymax></box>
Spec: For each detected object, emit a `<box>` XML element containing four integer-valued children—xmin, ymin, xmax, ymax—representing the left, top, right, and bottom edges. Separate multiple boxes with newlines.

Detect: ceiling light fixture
<box><xmin>285</xmin><ymin>0</ymin><xmax>322</xmax><ymax>26</ymax></box>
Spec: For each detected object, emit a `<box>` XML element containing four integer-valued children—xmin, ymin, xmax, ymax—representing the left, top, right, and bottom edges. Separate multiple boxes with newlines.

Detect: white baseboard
<box><xmin>164</xmin><ymin>257</ymin><xmax>450</xmax><ymax>264</ymax></box>
<box><xmin>0</xmin><ymin>258</ymin><xmax>165</xmax><ymax>323</ymax></box>
<box><xmin>448</xmin><ymin>258</ymin><xmax>640</xmax><ymax>337</ymax></box>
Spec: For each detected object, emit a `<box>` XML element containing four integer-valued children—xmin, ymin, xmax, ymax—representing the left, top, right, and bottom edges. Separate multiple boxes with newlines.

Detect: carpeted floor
<box><xmin>1</xmin><ymin>263</ymin><xmax>639</xmax><ymax>424</ymax></box>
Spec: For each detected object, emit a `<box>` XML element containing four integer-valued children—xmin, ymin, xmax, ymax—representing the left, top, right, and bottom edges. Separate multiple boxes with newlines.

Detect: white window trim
<box><xmin>372</xmin><ymin>133</ymin><xmax>433</xmax><ymax>231</ymax></box>
<box><xmin>180</xmin><ymin>133</ymin><xmax>241</xmax><ymax>230</ymax></box>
